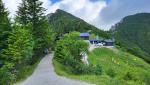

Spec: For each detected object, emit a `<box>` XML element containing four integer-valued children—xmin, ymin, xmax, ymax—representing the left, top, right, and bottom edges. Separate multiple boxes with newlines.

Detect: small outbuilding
<box><xmin>90</xmin><ymin>39</ymin><xmax>102</xmax><ymax>44</ymax></box>
<box><xmin>80</xmin><ymin>32</ymin><xmax>90</xmax><ymax>40</ymax></box>
<box><xmin>104</xmin><ymin>39</ymin><xmax>114</xmax><ymax>46</ymax></box>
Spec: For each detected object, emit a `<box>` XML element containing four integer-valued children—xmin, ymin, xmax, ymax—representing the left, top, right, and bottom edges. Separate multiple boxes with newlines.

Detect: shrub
<box><xmin>123</xmin><ymin>72</ymin><xmax>133</xmax><ymax>81</ymax></box>
<box><xmin>144</xmin><ymin>73</ymin><xmax>150</xmax><ymax>85</ymax></box>
<box><xmin>54</xmin><ymin>32</ymin><xmax>89</xmax><ymax>74</ymax></box>
<box><xmin>92</xmin><ymin>64</ymin><xmax>102</xmax><ymax>75</ymax></box>
<box><xmin>106</xmin><ymin>68</ymin><xmax>116</xmax><ymax>78</ymax></box>
<box><xmin>72</xmin><ymin>62</ymin><xmax>90</xmax><ymax>74</ymax></box>
<box><xmin>0</xmin><ymin>62</ymin><xmax>14</xmax><ymax>85</ymax></box>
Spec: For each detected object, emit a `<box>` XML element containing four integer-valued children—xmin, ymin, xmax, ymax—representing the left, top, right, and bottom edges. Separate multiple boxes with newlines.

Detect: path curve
<box><xmin>16</xmin><ymin>53</ymin><xmax>94</xmax><ymax>85</ymax></box>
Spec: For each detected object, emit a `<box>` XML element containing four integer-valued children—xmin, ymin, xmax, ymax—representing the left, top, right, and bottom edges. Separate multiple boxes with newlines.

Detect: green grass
<box><xmin>15</xmin><ymin>58</ymin><xmax>41</xmax><ymax>83</ymax></box>
<box><xmin>53</xmin><ymin>47</ymin><xmax>150</xmax><ymax>85</ymax></box>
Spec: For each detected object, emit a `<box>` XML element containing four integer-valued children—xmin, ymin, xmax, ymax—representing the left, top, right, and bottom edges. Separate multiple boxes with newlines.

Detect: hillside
<box><xmin>54</xmin><ymin>48</ymin><xmax>150</xmax><ymax>85</ymax></box>
<box><xmin>47</xmin><ymin>9</ymin><xmax>109</xmax><ymax>38</ymax></box>
<box><xmin>112</xmin><ymin>13</ymin><xmax>150</xmax><ymax>63</ymax></box>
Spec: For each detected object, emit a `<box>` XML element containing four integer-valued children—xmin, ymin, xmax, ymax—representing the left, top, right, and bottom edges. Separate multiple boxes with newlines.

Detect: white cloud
<box><xmin>2</xmin><ymin>0</ymin><xmax>21</xmax><ymax>17</ymax></box>
<box><xmin>3</xmin><ymin>0</ymin><xmax>150</xmax><ymax>30</ymax></box>
<box><xmin>99</xmin><ymin>0</ymin><xmax>150</xmax><ymax>30</ymax></box>
<box><xmin>44</xmin><ymin>0</ymin><xmax>107</xmax><ymax>29</ymax></box>
<box><xmin>2</xmin><ymin>0</ymin><xmax>106</xmax><ymax>29</ymax></box>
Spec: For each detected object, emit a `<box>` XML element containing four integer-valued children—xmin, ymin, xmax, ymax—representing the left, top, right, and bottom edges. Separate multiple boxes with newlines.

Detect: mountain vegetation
<box><xmin>54</xmin><ymin>32</ymin><xmax>102</xmax><ymax>75</ymax></box>
<box><xmin>112</xmin><ymin>13</ymin><xmax>150</xmax><ymax>63</ymax></box>
<box><xmin>47</xmin><ymin>9</ymin><xmax>109</xmax><ymax>39</ymax></box>
<box><xmin>54</xmin><ymin>48</ymin><xmax>150</xmax><ymax>85</ymax></box>
<box><xmin>0</xmin><ymin>0</ymin><xmax>54</xmax><ymax>84</ymax></box>
<box><xmin>0</xmin><ymin>0</ymin><xmax>11</xmax><ymax>54</ymax></box>
<box><xmin>1</xmin><ymin>0</ymin><xmax>150</xmax><ymax>84</ymax></box>
<box><xmin>53</xmin><ymin>12</ymin><xmax>150</xmax><ymax>85</ymax></box>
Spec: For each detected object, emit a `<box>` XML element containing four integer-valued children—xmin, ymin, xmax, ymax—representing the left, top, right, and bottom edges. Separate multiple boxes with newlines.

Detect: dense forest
<box><xmin>112</xmin><ymin>13</ymin><xmax>150</xmax><ymax>63</ymax></box>
<box><xmin>0</xmin><ymin>0</ymin><xmax>54</xmax><ymax>84</ymax></box>
<box><xmin>47</xmin><ymin>9</ymin><xmax>109</xmax><ymax>39</ymax></box>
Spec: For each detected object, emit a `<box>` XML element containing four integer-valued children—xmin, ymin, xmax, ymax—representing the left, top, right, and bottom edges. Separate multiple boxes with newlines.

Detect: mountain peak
<box><xmin>55</xmin><ymin>9</ymin><xmax>65</xmax><ymax>13</ymax></box>
<box><xmin>47</xmin><ymin>9</ymin><xmax>109</xmax><ymax>38</ymax></box>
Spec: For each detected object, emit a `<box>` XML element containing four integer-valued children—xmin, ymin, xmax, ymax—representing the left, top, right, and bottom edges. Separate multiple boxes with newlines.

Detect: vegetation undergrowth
<box><xmin>15</xmin><ymin>56</ymin><xmax>42</xmax><ymax>83</ymax></box>
<box><xmin>53</xmin><ymin>47</ymin><xmax>150</xmax><ymax>85</ymax></box>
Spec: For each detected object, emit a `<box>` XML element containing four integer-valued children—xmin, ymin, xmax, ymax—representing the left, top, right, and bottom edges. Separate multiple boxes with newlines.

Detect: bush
<box><xmin>92</xmin><ymin>64</ymin><xmax>102</xmax><ymax>75</ymax></box>
<box><xmin>123</xmin><ymin>72</ymin><xmax>133</xmax><ymax>81</ymax></box>
<box><xmin>54</xmin><ymin>32</ymin><xmax>103</xmax><ymax>75</ymax></box>
<box><xmin>54</xmin><ymin>32</ymin><xmax>89</xmax><ymax>74</ymax></box>
<box><xmin>144</xmin><ymin>73</ymin><xmax>150</xmax><ymax>85</ymax></box>
<box><xmin>106</xmin><ymin>68</ymin><xmax>116</xmax><ymax>78</ymax></box>
<box><xmin>72</xmin><ymin>62</ymin><xmax>90</xmax><ymax>74</ymax></box>
<box><xmin>0</xmin><ymin>62</ymin><xmax>14</xmax><ymax>85</ymax></box>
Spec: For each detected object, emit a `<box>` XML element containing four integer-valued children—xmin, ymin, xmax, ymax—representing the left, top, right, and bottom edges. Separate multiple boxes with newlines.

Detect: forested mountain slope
<box><xmin>112</xmin><ymin>13</ymin><xmax>150</xmax><ymax>63</ymax></box>
<box><xmin>47</xmin><ymin>9</ymin><xmax>109</xmax><ymax>38</ymax></box>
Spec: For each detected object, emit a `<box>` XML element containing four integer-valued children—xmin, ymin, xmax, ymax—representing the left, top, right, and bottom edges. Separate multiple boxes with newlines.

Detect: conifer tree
<box><xmin>16</xmin><ymin>0</ymin><xmax>28</xmax><ymax>25</ymax></box>
<box><xmin>0</xmin><ymin>0</ymin><xmax>11</xmax><ymax>51</ymax></box>
<box><xmin>16</xmin><ymin>0</ymin><xmax>55</xmax><ymax>62</ymax></box>
<box><xmin>26</xmin><ymin>0</ymin><xmax>46</xmax><ymax>41</ymax></box>
<box><xmin>16</xmin><ymin>0</ymin><xmax>46</xmax><ymax>45</ymax></box>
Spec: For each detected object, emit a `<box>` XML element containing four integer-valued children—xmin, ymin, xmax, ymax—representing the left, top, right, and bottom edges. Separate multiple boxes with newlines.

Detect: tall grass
<box><xmin>53</xmin><ymin>47</ymin><xmax>150</xmax><ymax>85</ymax></box>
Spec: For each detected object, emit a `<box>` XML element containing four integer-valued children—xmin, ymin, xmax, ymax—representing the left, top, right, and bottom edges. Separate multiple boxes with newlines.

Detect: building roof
<box><xmin>80</xmin><ymin>33</ymin><xmax>89</xmax><ymax>37</ymax></box>
<box><xmin>104</xmin><ymin>39</ymin><xmax>114</xmax><ymax>42</ymax></box>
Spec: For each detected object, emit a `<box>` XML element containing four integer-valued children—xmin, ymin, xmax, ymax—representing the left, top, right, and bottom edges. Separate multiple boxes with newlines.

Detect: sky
<box><xmin>2</xmin><ymin>0</ymin><xmax>150</xmax><ymax>30</ymax></box>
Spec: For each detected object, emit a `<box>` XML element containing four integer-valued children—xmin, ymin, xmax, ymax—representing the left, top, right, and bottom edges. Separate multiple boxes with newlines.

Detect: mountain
<box><xmin>47</xmin><ymin>9</ymin><xmax>109</xmax><ymax>38</ymax></box>
<box><xmin>112</xmin><ymin>13</ymin><xmax>150</xmax><ymax>63</ymax></box>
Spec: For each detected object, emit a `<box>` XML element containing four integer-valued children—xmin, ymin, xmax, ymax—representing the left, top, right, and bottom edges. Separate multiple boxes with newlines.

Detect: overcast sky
<box><xmin>2</xmin><ymin>0</ymin><xmax>150</xmax><ymax>30</ymax></box>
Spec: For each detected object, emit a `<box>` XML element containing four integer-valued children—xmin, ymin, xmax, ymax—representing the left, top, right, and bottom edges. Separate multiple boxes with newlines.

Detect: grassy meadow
<box><xmin>53</xmin><ymin>47</ymin><xmax>150</xmax><ymax>85</ymax></box>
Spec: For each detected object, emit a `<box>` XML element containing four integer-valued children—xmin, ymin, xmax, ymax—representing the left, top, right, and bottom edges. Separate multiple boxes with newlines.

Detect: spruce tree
<box><xmin>0</xmin><ymin>0</ymin><xmax>11</xmax><ymax>51</ymax></box>
<box><xmin>16</xmin><ymin>0</ymin><xmax>28</xmax><ymax>25</ymax></box>
<box><xmin>16</xmin><ymin>0</ymin><xmax>46</xmax><ymax>44</ymax></box>
<box><xmin>16</xmin><ymin>0</ymin><xmax>55</xmax><ymax>56</ymax></box>
<box><xmin>26</xmin><ymin>0</ymin><xmax>45</xmax><ymax>39</ymax></box>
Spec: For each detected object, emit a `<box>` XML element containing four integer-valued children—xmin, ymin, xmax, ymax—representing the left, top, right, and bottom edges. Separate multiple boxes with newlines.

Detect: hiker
<box><xmin>44</xmin><ymin>48</ymin><xmax>49</xmax><ymax>54</ymax></box>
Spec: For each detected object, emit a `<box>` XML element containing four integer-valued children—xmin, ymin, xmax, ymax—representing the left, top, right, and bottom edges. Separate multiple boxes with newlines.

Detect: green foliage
<box><xmin>0</xmin><ymin>1</ymin><xmax>13</xmax><ymax>84</ymax></box>
<box><xmin>16</xmin><ymin>0</ymin><xmax>53</xmax><ymax>49</ymax></box>
<box><xmin>0</xmin><ymin>62</ymin><xmax>14</xmax><ymax>85</ymax></box>
<box><xmin>0</xmin><ymin>0</ymin><xmax>11</xmax><ymax>51</ymax></box>
<box><xmin>47</xmin><ymin>9</ymin><xmax>109</xmax><ymax>39</ymax></box>
<box><xmin>123</xmin><ymin>72</ymin><xmax>133</xmax><ymax>81</ymax></box>
<box><xmin>54</xmin><ymin>48</ymin><xmax>150</xmax><ymax>85</ymax></box>
<box><xmin>15</xmin><ymin>57</ymin><xmax>41</xmax><ymax>82</ymax></box>
<box><xmin>54</xmin><ymin>32</ymin><xmax>90</xmax><ymax>74</ymax></box>
<box><xmin>55</xmin><ymin>47</ymin><xmax>150</xmax><ymax>85</ymax></box>
<box><xmin>3</xmin><ymin>25</ymin><xmax>34</xmax><ymax>64</ymax></box>
<box><xmin>106</xmin><ymin>68</ymin><xmax>116</xmax><ymax>78</ymax></box>
<box><xmin>54</xmin><ymin>32</ymin><xmax>103</xmax><ymax>75</ymax></box>
<box><xmin>88</xmin><ymin>48</ymin><xmax>150</xmax><ymax>84</ymax></box>
<box><xmin>15</xmin><ymin>0</ymin><xmax>55</xmax><ymax>63</ymax></box>
<box><xmin>16</xmin><ymin>0</ymin><xmax>28</xmax><ymax>25</ymax></box>
<box><xmin>144</xmin><ymin>73</ymin><xmax>150</xmax><ymax>85</ymax></box>
<box><xmin>112</xmin><ymin>13</ymin><xmax>150</xmax><ymax>63</ymax></box>
<box><xmin>0</xmin><ymin>0</ymin><xmax>55</xmax><ymax>84</ymax></box>
<box><xmin>91</xmin><ymin>64</ymin><xmax>102</xmax><ymax>75</ymax></box>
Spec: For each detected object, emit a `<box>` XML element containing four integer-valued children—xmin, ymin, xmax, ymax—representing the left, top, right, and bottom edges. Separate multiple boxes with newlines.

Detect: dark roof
<box><xmin>80</xmin><ymin>33</ymin><xmax>89</xmax><ymax>37</ymax></box>
<box><xmin>104</xmin><ymin>39</ymin><xmax>114</xmax><ymax>42</ymax></box>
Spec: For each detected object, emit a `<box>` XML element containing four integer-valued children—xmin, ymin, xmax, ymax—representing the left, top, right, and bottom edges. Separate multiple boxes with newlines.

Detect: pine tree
<box><xmin>26</xmin><ymin>0</ymin><xmax>45</xmax><ymax>39</ymax></box>
<box><xmin>16</xmin><ymin>0</ymin><xmax>28</xmax><ymax>25</ymax></box>
<box><xmin>16</xmin><ymin>0</ymin><xmax>55</xmax><ymax>56</ymax></box>
<box><xmin>16</xmin><ymin>0</ymin><xmax>46</xmax><ymax>43</ymax></box>
<box><xmin>0</xmin><ymin>0</ymin><xmax>11</xmax><ymax>51</ymax></box>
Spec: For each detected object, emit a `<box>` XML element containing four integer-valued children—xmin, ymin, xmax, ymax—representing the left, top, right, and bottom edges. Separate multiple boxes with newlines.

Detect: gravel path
<box><xmin>16</xmin><ymin>53</ymin><xmax>94</xmax><ymax>85</ymax></box>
